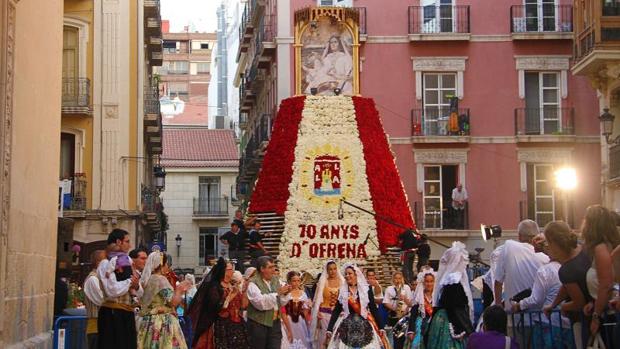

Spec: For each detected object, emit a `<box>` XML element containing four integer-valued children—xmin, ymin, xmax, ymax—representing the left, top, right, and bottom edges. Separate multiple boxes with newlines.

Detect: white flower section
<box><xmin>278</xmin><ymin>96</ymin><xmax>381</xmax><ymax>275</ymax></box>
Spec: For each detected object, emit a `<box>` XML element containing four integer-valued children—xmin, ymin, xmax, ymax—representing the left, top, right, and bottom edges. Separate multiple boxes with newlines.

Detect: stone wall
<box><xmin>0</xmin><ymin>0</ymin><xmax>63</xmax><ymax>347</ymax></box>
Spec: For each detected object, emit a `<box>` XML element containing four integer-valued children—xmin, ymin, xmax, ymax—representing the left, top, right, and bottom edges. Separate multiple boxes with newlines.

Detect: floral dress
<box><xmin>137</xmin><ymin>275</ymin><xmax>187</xmax><ymax>349</ymax></box>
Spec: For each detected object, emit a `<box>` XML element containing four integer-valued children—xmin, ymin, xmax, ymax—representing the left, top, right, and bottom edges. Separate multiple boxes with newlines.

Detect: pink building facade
<box><xmin>236</xmin><ymin>0</ymin><xmax>601</xmax><ymax>257</ymax></box>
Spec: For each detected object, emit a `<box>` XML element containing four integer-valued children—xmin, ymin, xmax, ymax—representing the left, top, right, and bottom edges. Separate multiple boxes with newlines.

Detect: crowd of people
<box><xmin>70</xmin><ymin>203</ymin><xmax>620</xmax><ymax>349</ymax></box>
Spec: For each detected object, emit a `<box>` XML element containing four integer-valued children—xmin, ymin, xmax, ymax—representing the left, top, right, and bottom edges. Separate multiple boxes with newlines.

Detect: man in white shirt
<box><xmin>246</xmin><ymin>256</ymin><xmax>292</xmax><ymax>349</ymax></box>
<box><xmin>494</xmin><ymin>220</ymin><xmax>549</xmax><ymax>346</ymax></box>
<box><xmin>83</xmin><ymin>250</ymin><xmax>106</xmax><ymax>349</ymax></box>
<box><xmin>97</xmin><ymin>229</ymin><xmax>142</xmax><ymax>349</ymax></box>
<box><xmin>451</xmin><ymin>184</ymin><xmax>468</xmax><ymax>229</ymax></box>
<box><xmin>494</xmin><ymin>220</ymin><xmax>550</xmax><ymax>308</ymax></box>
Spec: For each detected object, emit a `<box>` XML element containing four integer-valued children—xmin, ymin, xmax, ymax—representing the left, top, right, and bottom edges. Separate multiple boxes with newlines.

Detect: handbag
<box><xmin>586</xmin><ymin>333</ymin><xmax>606</xmax><ymax>349</ymax></box>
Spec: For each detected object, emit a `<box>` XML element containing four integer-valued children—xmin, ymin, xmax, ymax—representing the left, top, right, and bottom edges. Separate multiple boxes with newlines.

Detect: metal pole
<box><xmin>340</xmin><ymin>199</ymin><xmax>451</xmax><ymax>249</ymax></box>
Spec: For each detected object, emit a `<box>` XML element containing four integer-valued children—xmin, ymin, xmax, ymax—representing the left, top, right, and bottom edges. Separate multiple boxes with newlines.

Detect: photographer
<box><xmin>383</xmin><ymin>271</ymin><xmax>413</xmax><ymax>349</ymax></box>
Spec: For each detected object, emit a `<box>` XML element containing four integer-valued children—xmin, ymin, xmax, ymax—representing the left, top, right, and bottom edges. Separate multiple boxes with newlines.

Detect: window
<box><xmin>200</xmin><ymin>43</ymin><xmax>209</xmax><ymax>49</ymax></box>
<box><xmin>524</xmin><ymin>72</ymin><xmax>560</xmax><ymax>134</ymax></box>
<box><xmin>63</xmin><ymin>26</ymin><xmax>79</xmax><ymax>79</ymax></box>
<box><xmin>163</xmin><ymin>41</ymin><xmax>177</xmax><ymax>53</ymax></box>
<box><xmin>60</xmin><ymin>133</ymin><xmax>75</xmax><ymax>180</ymax></box>
<box><xmin>524</xmin><ymin>0</ymin><xmax>556</xmax><ymax>32</ymax></box>
<box><xmin>169</xmin><ymin>61</ymin><xmax>189</xmax><ymax>74</ymax></box>
<box><xmin>196</xmin><ymin>62</ymin><xmax>210</xmax><ymax>74</ymax></box>
<box><xmin>198</xmin><ymin>177</ymin><xmax>222</xmax><ymax>214</ymax></box>
<box><xmin>167</xmin><ymin>82</ymin><xmax>188</xmax><ymax>99</ymax></box>
<box><xmin>199</xmin><ymin>227</ymin><xmax>219</xmax><ymax>265</ymax></box>
<box><xmin>422</xmin><ymin>0</ymin><xmax>454</xmax><ymax>33</ymax></box>
<box><xmin>527</xmin><ymin>164</ymin><xmax>556</xmax><ymax>227</ymax></box>
<box><xmin>422</xmin><ymin>73</ymin><xmax>457</xmax><ymax>136</ymax></box>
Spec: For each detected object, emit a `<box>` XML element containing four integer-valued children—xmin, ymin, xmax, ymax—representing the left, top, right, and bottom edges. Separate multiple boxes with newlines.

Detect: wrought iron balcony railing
<box><xmin>144</xmin><ymin>80</ymin><xmax>160</xmax><ymax>115</ymax></box>
<box><xmin>510</xmin><ymin>5</ymin><xmax>573</xmax><ymax>33</ymax></box>
<box><xmin>193</xmin><ymin>197</ymin><xmax>229</xmax><ymax>216</ymax></box>
<box><xmin>408</xmin><ymin>5</ymin><xmax>470</xmax><ymax>34</ymax></box>
<box><xmin>413</xmin><ymin>201</ymin><xmax>469</xmax><ymax>230</ymax></box>
<box><xmin>514</xmin><ymin>107</ymin><xmax>575</xmax><ymax>136</ymax></box>
<box><xmin>603</xmin><ymin>2</ymin><xmax>620</xmax><ymax>16</ymax></box>
<box><xmin>62</xmin><ymin>78</ymin><xmax>91</xmax><ymax>111</ymax></box>
<box><xmin>411</xmin><ymin>108</ymin><xmax>470</xmax><ymax>136</ymax></box>
<box><xmin>142</xmin><ymin>186</ymin><xmax>162</xmax><ymax>212</ymax></box>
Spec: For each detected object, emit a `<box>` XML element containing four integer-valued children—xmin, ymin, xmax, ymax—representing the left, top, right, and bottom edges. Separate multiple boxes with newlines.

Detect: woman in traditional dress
<box><xmin>325</xmin><ymin>263</ymin><xmax>389</xmax><ymax>349</ymax></box>
<box><xmin>406</xmin><ymin>268</ymin><xmax>436</xmax><ymax>349</ymax></box>
<box><xmin>137</xmin><ymin>251</ymin><xmax>191</xmax><ymax>349</ymax></box>
<box><xmin>384</xmin><ymin>271</ymin><xmax>413</xmax><ymax>349</ymax></box>
<box><xmin>310</xmin><ymin>260</ymin><xmax>344</xmax><ymax>349</ymax></box>
<box><xmin>187</xmin><ymin>258</ymin><xmax>249</xmax><ymax>349</ymax></box>
<box><xmin>426</xmin><ymin>242</ymin><xmax>474</xmax><ymax>349</ymax></box>
<box><xmin>281</xmin><ymin>271</ymin><xmax>313</xmax><ymax>349</ymax></box>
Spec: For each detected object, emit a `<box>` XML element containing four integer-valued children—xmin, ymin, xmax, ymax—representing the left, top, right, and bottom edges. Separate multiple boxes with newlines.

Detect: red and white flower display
<box><xmin>249</xmin><ymin>95</ymin><xmax>415</xmax><ymax>274</ymax></box>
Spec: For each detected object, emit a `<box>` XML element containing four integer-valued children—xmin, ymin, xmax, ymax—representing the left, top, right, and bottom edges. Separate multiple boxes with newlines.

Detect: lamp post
<box><xmin>154</xmin><ymin>165</ymin><xmax>166</xmax><ymax>191</ymax></box>
<box><xmin>175</xmin><ymin>234</ymin><xmax>182</xmax><ymax>257</ymax></box>
<box><xmin>554</xmin><ymin>167</ymin><xmax>577</xmax><ymax>226</ymax></box>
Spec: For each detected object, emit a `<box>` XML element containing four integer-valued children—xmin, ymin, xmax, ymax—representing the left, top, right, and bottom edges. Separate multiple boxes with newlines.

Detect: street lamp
<box><xmin>554</xmin><ymin>167</ymin><xmax>577</xmax><ymax>225</ymax></box>
<box><xmin>154</xmin><ymin>165</ymin><xmax>166</xmax><ymax>191</ymax></box>
<box><xmin>175</xmin><ymin>234</ymin><xmax>182</xmax><ymax>257</ymax></box>
<box><xmin>599</xmin><ymin>108</ymin><xmax>618</xmax><ymax>144</ymax></box>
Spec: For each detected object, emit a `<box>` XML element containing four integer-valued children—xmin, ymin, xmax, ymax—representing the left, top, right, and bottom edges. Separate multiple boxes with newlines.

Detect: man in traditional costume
<box><xmin>83</xmin><ymin>250</ymin><xmax>106</xmax><ymax>349</ymax></box>
<box><xmin>246</xmin><ymin>256</ymin><xmax>292</xmax><ymax>349</ymax></box>
<box><xmin>97</xmin><ymin>229</ymin><xmax>143</xmax><ymax>349</ymax></box>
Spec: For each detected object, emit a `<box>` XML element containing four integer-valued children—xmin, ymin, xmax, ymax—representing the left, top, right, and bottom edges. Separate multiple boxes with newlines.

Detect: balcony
<box><xmin>60</xmin><ymin>173</ymin><xmax>88</xmax><ymax>214</ymax></box>
<box><xmin>239</xmin><ymin>112</ymin><xmax>248</xmax><ymax>129</ymax></box>
<box><xmin>255</xmin><ymin>15</ymin><xmax>276</xmax><ymax>66</ymax></box>
<box><xmin>144</xmin><ymin>79</ymin><xmax>162</xmax><ymax>155</ymax></box>
<box><xmin>142</xmin><ymin>186</ymin><xmax>164</xmax><ymax>232</ymax></box>
<box><xmin>238</xmin><ymin>113</ymin><xmax>273</xmax><ymax>183</ymax></box>
<box><xmin>514</xmin><ymin>107</ymin><xmax>575</xmax><ymax>141</ymax></box>
<box><xmin>408</xmin><ymin>5</ymin><xmax>470</xmax><ymax>41</ymax></box>
<box><xmin>573</xmin><ymin>2</ymin><xmax>620</xmax><ymax>75</ymax></box>
<box><xmin>610</xmin><ymin>143</ymin><xmax>620</xmax><ymax>182</ymax></box>
<box><xmin>62</xmin><ymin>78</ymin><xmax>92</xmax><ymax>115</ymax></box>
<box><xmin>145</xmin><ymin>16</ymin><xmax>161</xmax><ymax>37</ymax></box>
<box><xmin>239</xmin><ymin>76</ymin><xmax>256</xmax><ymax>111</ymax></box>
<box><xmin>510</xmin><ymin>5</ymin><xmax>573</xmax><ymax>40</ymax></box>
<box><xmin>413</xmin><ymin>201</ymin><xmax>469</xmax><ymax>231</ymax></box>
<box><xmin>144</xmin><ymin>0</ymin><xmax>160</xmax><ymax>17</ymax></box>
<box><xmin>193</xmin><ymin>197</ymin><xmax>229</xmax><ymax>218</ymax></box>
<box><xmin>410</xmin><ymin>108</ymin><xmax>470</xmax><ymax>142</ymax></box>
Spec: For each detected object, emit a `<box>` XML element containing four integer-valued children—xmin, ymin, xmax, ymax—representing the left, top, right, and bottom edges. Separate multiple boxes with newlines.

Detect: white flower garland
<box><xmin>277</xmin><ymin>96</ymin><xmax>381</xmax><ymax>275</ymax></box>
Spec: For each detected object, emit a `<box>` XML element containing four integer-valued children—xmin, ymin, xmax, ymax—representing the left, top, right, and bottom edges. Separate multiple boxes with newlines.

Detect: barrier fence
<box><xmin>510</xmin><ymin>309</ymin><xmax>618</xmax><ymax>348</ymax></box>
<box><xmin>53</xmin><ymin>316</ymin><xmax>87</xmax><ymax>349</ymax></box>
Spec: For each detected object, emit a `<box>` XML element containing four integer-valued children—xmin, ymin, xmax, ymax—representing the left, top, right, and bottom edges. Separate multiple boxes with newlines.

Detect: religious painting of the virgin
<box><xmin>300</xmin><ymin>18</ymin><xmax>354</xmax><ymax>96</ymax></box>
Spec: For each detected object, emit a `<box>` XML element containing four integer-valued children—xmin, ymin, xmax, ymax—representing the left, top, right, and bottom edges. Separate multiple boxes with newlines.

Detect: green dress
<box><xmin>425</xmin><ymin>309</ymin><xmax>466</xmax><ymax>349</ymax></box>
<box><xmin>137</xmin><ymin>275</ymin><xmax>188</xmax><ymax>349</ymax></box>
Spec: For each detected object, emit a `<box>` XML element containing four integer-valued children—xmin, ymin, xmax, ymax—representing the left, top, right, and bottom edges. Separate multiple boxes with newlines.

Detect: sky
<box><xmin>161</xmin><ymin>0</ymin><xmax>219</xmax><ymax>33</ymax></box>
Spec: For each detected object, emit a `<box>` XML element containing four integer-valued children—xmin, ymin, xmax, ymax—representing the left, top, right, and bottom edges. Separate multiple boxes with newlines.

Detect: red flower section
<box><xmin>352</xmin><ymin>96</ymin><xmax>416</xmax><ymax>251</ymax></box>
<box><xmin>249</xmin><ymin>96</ymin><xmax>306</xmax><ymax>214</ymax></box>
